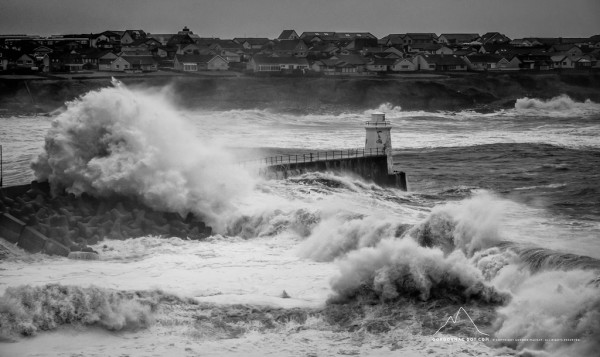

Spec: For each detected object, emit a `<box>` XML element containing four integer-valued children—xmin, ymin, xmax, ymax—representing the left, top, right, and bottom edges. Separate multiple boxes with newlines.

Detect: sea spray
<box><xmin>299</xmin><ymin>213</ymin><xmax>398</xmax><ymax>262</ymax></box>
<box><xmin>492</xmin><ymin>270</ymin><xmax>600</xmax><ymax>357</ymax></box>
<box><xmin>409</xmin><ymin>191</ymin><xmax>506</xmax><ymax>256</ymax></box>
<box><xmin>0</xmin><ymin>284</ymin><xmax>173</xmax><ymax>337</ymax></box>
<box><xmin>31</xmin><ymin>79</ymin><xmax>255</xmax><ymax>231</ymax></box>
<box><xmin>515</xmin><ymin>94</ymin><xmax>600</xmax><ymax>113</ymax></box>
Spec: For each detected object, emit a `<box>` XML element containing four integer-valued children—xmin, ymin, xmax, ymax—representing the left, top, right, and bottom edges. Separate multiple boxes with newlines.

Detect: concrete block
<box><xmin>43</xmin><ymin>238</ymin><xmax>70</xmax><ymax>257</ymax></box>
<box><xmin>0</xmin><ymin>213</ymin><xmax>26</xmax><ymax>243</ymax></box>
<box><xmin>18</xmin><ymin>227</ymin><xmax>48</xmax><ymax>253</ymax></box>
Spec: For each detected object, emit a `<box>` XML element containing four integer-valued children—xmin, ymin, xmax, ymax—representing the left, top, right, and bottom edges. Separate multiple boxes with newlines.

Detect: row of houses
<box><xmin>1</xmin><ymin>28</ymin><xmax>599</xmax><ymax>74</ymax></box>
<box><xmin>248</xmin><ymin>52</ymin><xmax>597</xmax><ymax>75</ymax></box>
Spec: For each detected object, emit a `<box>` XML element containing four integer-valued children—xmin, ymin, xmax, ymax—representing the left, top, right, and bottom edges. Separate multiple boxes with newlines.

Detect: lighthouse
<box><xmin>365</xmin><ymin>112</ymin><xmax>394</xmax><ymax>173</ymax></box>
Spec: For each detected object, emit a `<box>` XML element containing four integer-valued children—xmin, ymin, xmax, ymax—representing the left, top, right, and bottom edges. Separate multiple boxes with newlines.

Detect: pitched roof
<box><xmin>273</xmin><ymin>39</ymin><xmax>305</xmax><ymax>51</ymax></box>
<box><xmin>439</xmin><ymin>34</ymin><xmax>480</xmax><ymax>43</ymax></box>
<box><xmin>300</xmin><ymin>32</ymin><xmax>338</xmax><ymax>41</ymax></box>
<box><xmin>148</xmin><ymin>34</ymin><xmax>175</xmax><ymax>43</ymax></box>
<box><xmin>175</xmin><ymin>54</ymin><xmax>223</xmax><ymax>64</ymax></box>
<box><xmin>234</xmin><ymin>38</ymin><xmax>271</xmax><ymax>45</ymax></box>
<box><xmin>123</xmin><ymin>30</ymin><xmax>147</xmax><ymax>39</ymax></box>
<box><xmin>480</xmin><ymin>32</ymin><xmax>511</xmax><ymax>44</ymax></box>
<box><xmin>551</xmin><ymin>44</ymin><xmax>581</xmax><ymax>51</ymax></box>
<box><xmin>251</xmin><ymin>55</ymin><xmax>309</xmax><ymax>65</ymax></box>
<box><xmin>336</xmin><ymin>54</ymin><xmax>369</xmax><ymax>65</ymax></box>
<box><xmin>411</xmin><ymin>43</ymin><xmax>443</xmax><ymax>51</ymax></box>
<box><xmin>370</xmin><ymin>58</ymin><xmax>397</xmax><ymax>66</ymax></box>
<box><xmin>381</xmin><ymin>34</ymin><xmax>406</xmax><ymax>46</ymax></box>
<box><xmin>333</xmin><ymin>32</ymin><xmax>376</xmax><ymax>40</ymax></box>
<box><xmin>465</xmin><ymin>54</ymin><xmax>505</xmax><ymax>63</ymax></box>
<box><xmin>420</xmin><ymin>54</ymin><xmax>466</xmax><ymax>66</ymax></box>
<box><xmin>278</xmin><ymin>30</ymin><xmax>297</xmax><ymax>40</ymax></box>
<box><xmin>120</xmin><ymin>55</ymin><xmax>156</xmax><ymax>65</ymax></box>
<box><xmin>406</xmin><ymin>33</ymin><xmax>438</xmax><ymax>40</ymax></box>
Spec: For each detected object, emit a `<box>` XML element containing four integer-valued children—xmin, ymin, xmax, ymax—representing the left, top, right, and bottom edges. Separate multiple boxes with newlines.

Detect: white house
<box><xmin>247</xmin><ymin>56</ymin><xmax>309</xmax><ymax>72</ymax></box>
<box><xmin>174</xmin><ymin>54</ymin><xmax>229</xmax><ymax>71</ymax></box>
<box><xmin>551</xmin><ymin>55</ymin><xmax>574</xmax><ymax>69</ymax></box>
<box><xmin>391</xmin><ymin>58</ymin><xmax>416</xmax><ymax>72</ymax></box>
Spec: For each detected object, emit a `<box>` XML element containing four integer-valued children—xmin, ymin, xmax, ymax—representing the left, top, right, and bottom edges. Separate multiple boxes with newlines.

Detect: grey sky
<box><xmin>1</xmin><ymin>0</ymin><xmax>598</xmax><ymax>38</ymax></box>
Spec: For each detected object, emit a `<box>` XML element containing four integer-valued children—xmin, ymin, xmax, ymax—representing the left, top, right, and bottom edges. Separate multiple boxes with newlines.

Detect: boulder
<box><xmin>17</xmin><ymin>227</ymin><xmax>48</xmax><ymax>253</ymax></box>
<box><xmin>44</xmin><ymin>238</ymin><xmax>70</xmax><ymax>256</ymax></box>
<box><xmin>0</xmin><ymin>213</ymin><xmax>26</xmax><ymax>243</ymax></box>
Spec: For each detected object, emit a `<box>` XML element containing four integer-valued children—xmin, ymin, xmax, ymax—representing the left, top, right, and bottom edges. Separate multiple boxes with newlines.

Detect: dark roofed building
<box><xmin>271</xmin><ymin>39</ymin><xmax>308</xmax><ymax>57</ymax></box>
<box><xmin>278</xmin><ymin>30</ymin><xmax>299</xmax><ymax>40</ymax></box>
<box><xmin>300</xmin><ymin>32</ymin><xmax>338</xmax><ymax>42</ymax></box>
<box><xmin>480</xmin><ymin>32</ymin><xmax>511</xmax><ymax>45</ymax></box>
<box><xmin>121</xmin><ymin>30</ymin><xmax>147</xmax><ymax>45</ymax></box>
<box><xmin>464</xmin><ymin>54</ymin><xmax>505</xmax><ymax>70</ymax></box>
<box><xmin>405</xmin><ymin>33</ymin><xmax>438</xmax><ymax>44</ymax></box>
<box><xmin>438</xmin><ymin>34</ymin><xmax>480</xmax><ymax>45</ymax></box>
<box><xmin>414</xmin><ymin>54</ymin><xmax>468</xmax><ymax>71</ymax></box>
<box><xmin>380</xmin><ymin>34</ymin><xmax>406</xmax><ymax>47</ymax></box>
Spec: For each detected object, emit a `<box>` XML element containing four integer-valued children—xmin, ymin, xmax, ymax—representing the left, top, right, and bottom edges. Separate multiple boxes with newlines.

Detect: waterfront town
<box><xmin>0</xmin><ymin>27</ymin><xmax>599</xmax><ymax>76</ymax></box>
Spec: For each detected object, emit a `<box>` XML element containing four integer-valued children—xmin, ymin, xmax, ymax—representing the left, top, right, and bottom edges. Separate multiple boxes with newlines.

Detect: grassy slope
<box><xmin>0</xmin><ymin>71</ymin><xmax>599</xmax><ymax>115</ymax></box>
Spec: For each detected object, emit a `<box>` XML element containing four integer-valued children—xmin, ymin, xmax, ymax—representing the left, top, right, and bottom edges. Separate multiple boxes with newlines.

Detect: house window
<box><xmin>563</xmin><ymin>62</ymin><xmax>567</xmax><ymax>65</ymax></box>
<box><xmin>402</xmin><ymin>65</ymin><xmax>409</xmax><ymax>69</ymax></box>
<box><xmin>124</xmin><ymin>65</ymin><xmax>129</xmax><ymax>69</ymax></box>
<box><xmin>429</xmin><ymin>64</ymin><xmax>435</xmax><ymax>69</ymax></box>
<box><xmin>116</xmin><ymin>65</ymin><xmax>119</xmax><ymax>69</ymax></box>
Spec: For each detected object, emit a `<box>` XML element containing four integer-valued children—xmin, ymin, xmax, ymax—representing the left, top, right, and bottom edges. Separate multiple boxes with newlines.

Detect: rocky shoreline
<box><xmin>1</xmin><ymin>71</ymin><xmax>599</xmax><ymax>115</ymax></box>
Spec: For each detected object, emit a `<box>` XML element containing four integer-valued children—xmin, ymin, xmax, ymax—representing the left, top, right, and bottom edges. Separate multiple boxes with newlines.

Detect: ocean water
<box><xmin>0</xmin><ymin>82</ymin><xmax>599</xmax><ymax>357</ymax></box>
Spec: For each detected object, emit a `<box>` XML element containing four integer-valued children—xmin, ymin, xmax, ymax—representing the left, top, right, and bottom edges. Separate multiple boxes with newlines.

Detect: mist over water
<box><xmin>1</xmin><ymin>84</ymin><xmax>599</xmax><ymax>356</ymax></box>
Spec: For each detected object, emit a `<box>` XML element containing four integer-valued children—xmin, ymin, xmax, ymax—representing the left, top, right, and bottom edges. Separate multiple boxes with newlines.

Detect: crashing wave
<box><xmin>408</xmin><ymin>191</ymin><xmax>505</xmax><ymax>256</ymax></box>
<box><xmin>0</xmin><ymin>284</ymin><xmax>183</xmax><ymax>337</ymax></box>
<box><xmin>329</xmin><ymin>238</ymin><xmax>508</xmax><ymax>304</ymax></box>
<box><xmin>514</xmin><ymin>95</ymin><xmax>600</xmax><ymax>116</ymax></box>
<box><xmin>493</xmin><ymin>269</ymin><xmax>600</xmax><ymax>357</ymax></box>
<box><xmin>31</xmin><ymin>80</ymin><xmax>255</xmax><ymax>231</ymax></box>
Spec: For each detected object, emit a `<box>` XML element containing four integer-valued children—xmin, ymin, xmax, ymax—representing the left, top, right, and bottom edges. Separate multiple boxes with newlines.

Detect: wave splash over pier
<box><xmin>30</xmin><ymin>79</ymin><xmax>254</xmax><ymax>229</ymax></box>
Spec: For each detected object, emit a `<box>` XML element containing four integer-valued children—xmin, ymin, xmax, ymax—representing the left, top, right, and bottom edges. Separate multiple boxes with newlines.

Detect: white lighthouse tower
<box><xmin>365</xmin><ymin>112</ymin><xmax>394</xmax><ymax>173</ymax></box>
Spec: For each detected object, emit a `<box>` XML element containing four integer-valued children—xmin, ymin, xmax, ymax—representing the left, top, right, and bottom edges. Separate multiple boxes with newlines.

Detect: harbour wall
<box><xmin>258</xmin><ymin>155</ymin><xmax>407</xmax><ymax>190</ymax></box>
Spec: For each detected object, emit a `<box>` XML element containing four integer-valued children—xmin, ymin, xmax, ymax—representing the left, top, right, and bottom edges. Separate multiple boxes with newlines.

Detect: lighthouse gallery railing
<box><xmin>239</xmin><ymin>147</ymin><xmax>386</xmax><ymax>168</ymax></box>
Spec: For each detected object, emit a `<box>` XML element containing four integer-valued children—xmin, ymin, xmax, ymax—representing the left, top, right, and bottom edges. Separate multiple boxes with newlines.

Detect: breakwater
<box><xmin>248</xmin><ymin>149</ymin><xmax>408</xmax><ymax>190</ymax></box>
<box><xmin>0</xmin><ymin>181</ymin><xmax>212</xmax><ymax>257</ymax></box>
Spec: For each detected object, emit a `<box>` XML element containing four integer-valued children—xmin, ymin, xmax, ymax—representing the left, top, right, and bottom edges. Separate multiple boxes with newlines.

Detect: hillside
<box><xmin>0</xmin><ymin>72</ymin><xmax>599</xmax><ymax>115</ymax></box>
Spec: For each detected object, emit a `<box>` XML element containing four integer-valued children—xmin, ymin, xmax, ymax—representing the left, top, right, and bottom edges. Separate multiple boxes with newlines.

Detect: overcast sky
<box><xmin>1</xmin><ymin>0</ymin><xmax>599</xmax><ymax>39</ymax></box>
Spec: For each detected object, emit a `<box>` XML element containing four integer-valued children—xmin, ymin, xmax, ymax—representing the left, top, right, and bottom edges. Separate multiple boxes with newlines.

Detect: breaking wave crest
<box><xmin>31</xmin><ymin>79</ymin><xmax>255</xmax><ymax>230</ymax></box>
<box><xmin>0</xmin><ymin>284</ymin><xmax>181</xmax><ymax>337</ymax></box>
<box><xmin>515</xmin><ymin>95</ymin><xmax>600</xmax><ymax>116</ymax></box>
<box><xmin>329</xmin><ymin>238</ymin><xmax>508</xmax><ymax>304</ymax></box>
<box><xmin>504</xmin><ymin>243</ymin><xmax>600</xmax><ymax>273</ymax></box>
<box><xmin>408</xmin><ymin>192</ymin><xmax>505</xmax><ymax>256</ymax></box>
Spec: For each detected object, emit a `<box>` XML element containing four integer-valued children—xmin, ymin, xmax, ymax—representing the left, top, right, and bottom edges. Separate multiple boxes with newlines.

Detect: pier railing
<box><xmin>240</xmin><ymin>147</ymin><xmax>386</xmax><ymax>168</ymax></box>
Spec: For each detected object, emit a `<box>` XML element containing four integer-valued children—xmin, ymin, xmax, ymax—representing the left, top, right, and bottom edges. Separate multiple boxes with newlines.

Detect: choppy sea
<box><xmin>0</xmin><ymin>82</ymin><xmax>599</xmax><ymax>356</ymax></box>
